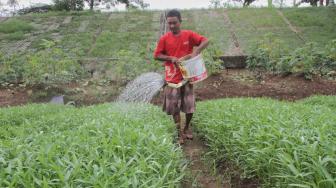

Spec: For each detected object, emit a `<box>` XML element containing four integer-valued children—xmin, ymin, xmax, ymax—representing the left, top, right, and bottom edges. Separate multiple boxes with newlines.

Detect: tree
<box><xmin>210</xmin><ymin>0</ymin><xmax>221</xmax><ymax>8</ymax></box>
<box><xmin>85</xmin><ymin>0</ymin><xmax>148</xmax><ymax>10</ymax></box>
<box><xmin>295</xmin><ymin>0</ymin><xmax>319</xmax><ymax>6</ymax></box>
<box><xmin>7</xmin><ymin>0</ymin><xmax>18</xmax><ymax>13</ymax></box>
<box><xmin>210</xmin><ymin>0</ymin><xmax>257</xmax><ymax>7</ymax></box>
<box><xmin>53</xmin><ymin>0</ymin><xmax>84</xmax><ymax>11</ymax></box>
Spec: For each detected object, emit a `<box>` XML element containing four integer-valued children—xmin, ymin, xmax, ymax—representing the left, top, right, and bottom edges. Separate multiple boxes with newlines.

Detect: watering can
<box><xmin>166</xmin><ymin>54</ymin><xmax>208</xmax><ymax>88</ymax></box>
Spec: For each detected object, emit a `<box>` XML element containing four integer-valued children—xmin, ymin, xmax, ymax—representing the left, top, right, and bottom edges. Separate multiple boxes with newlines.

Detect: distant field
<box><xmin>0</xmin><ymin>7</ymin><xmax>335</xmax><ymax>57</ymax></box>
<box><xmin>0</xmin><ymin>7</ymin><xmax>335</xmax><ymax>86</ymax></box>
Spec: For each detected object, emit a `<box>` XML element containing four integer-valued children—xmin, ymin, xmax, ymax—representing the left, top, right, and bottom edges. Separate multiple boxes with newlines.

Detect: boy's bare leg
<box><xmin>184</xmin><ymin>113</ymin><xmax>193</xmax><ymax>139</ymax></box>
<box><xmin>173</xmin><ymin>113</ymin><xmax>185</xmax><ymax>144</ymax></box>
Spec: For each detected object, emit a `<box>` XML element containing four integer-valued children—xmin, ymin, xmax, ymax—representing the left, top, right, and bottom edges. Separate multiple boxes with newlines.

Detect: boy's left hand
<box><xmin>191</xmin><ymin>48</ymin><xmax>201</xmax><ymax>58</ymax></box>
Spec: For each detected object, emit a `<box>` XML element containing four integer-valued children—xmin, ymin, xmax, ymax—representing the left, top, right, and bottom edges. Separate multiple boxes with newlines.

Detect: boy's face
<box><xmin>167</xmin><ymin>17</ymin><xmax>181</xmax><ymax>34</ymax></box>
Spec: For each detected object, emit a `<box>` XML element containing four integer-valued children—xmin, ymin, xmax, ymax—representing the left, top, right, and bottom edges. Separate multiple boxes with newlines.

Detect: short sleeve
<box><xmin>154</xmin><ymin>36</ymin><xmax>166</xmax><ymax>58</ymax></box>
<box><xmin>190</xmin><ymin>31</ymin><xmax>207</xmax><ymax>46</ymax></box>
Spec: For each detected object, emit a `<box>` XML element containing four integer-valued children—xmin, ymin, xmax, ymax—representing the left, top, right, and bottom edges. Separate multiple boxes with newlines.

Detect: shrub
<box><xmin>53</xmin><ymin>0</ymin><xmax>84</xmax><ymax>11</ymax></box>
<box><xmin>247</xmin><ymin>34</ymin><xmax>336</xmax><ymax>80</ymax></box>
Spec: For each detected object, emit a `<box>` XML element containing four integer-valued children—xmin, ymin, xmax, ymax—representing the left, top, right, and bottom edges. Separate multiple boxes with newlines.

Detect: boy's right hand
<box><xmin>171</xmin><ymin>57</ymin><xmax>181</xmax><ymax>65</ymax></box>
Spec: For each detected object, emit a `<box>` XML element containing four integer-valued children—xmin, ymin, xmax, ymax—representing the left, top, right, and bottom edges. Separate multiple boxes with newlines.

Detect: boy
<box><xmin>154</xmin><ymin>9</ymin><xmax>209</xmax><ymax>144</ymax></box>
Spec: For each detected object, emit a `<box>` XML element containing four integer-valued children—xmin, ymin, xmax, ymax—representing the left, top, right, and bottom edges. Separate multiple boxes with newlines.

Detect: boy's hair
<box><xmin>166</xmin><ymin>9</ymin><xmax>182</xmax><ymax>22</ymax></box>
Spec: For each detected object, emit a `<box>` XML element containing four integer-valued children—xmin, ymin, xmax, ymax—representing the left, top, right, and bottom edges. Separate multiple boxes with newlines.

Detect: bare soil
<box><xmin>4</xmin><ymin>69</ymin><xmax>336</xmax><ymax>108</ymax></box>
<box><xmin>151</xmin><ymin>69</ymin><xmax>336</xmax><ymax>105</ymax></box>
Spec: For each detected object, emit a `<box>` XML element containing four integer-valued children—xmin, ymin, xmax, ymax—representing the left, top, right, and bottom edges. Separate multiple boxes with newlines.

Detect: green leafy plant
<box><xmin>247</xmin><ymin>33</ymin><xmax>288</xmax><ymax>73</ymax></box>
<box><xmin>0</xmin><ymin>39</ymin><xmax>85</xmax><ymax>85</ymax></box>
<box><xmin>203</xmin><ymin>44</ymin><xmax>224</xmax><ymax>75</ymax></box>
<box><xmin>247</xmin><ymin>34</ymin><xmax>336</xmax><ymax>80</ymax></box>
<box><xmin>23</xmin><ymin>47</ymin><xmax>84</xmax><ymax>85</ymax></box>
<box><xmin>0</xmin><ymin>54</ymin><xmax>25</xmax><ymax>84</ymax></box>
<box><xmin>0</xmin><ymin>103</ymin><xmax>185</xmax><ymax>187</ymax></box>
<box><xmin>194</xmin><ymin>96</ymin><xmax>336</xmax><ymax>187</ymax></box>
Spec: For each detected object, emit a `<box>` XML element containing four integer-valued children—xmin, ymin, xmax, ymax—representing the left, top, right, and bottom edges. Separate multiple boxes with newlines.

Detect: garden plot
<box><xmin>0</xmin><ymin>103</ymin><xmax>184</xmax><ymax>187</ymax></box>
<box><xmin>194</xmin><ymin>96</ymin><xmax>336</xmax><ymax>187</ymax></box>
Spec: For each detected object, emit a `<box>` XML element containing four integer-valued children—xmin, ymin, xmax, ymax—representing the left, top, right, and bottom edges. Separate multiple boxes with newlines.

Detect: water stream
<box><xmin>117</xmin><ymin>72</ymin><xmax>165</xmax><ymax>103</ymax></box>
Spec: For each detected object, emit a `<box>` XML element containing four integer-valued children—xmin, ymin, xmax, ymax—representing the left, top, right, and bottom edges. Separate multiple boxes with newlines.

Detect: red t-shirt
<box><xmin>154</xmin><ymin>30</ymin><xmax>207</xmax><ymax>84</ymax></box>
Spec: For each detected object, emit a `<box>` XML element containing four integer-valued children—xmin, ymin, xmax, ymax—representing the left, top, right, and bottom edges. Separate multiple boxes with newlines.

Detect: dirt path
<box><xmin>84</xmin><ymin>14</ymin><xmax>111</xmax><ymax>76</ymax></box>
<box><xmin>177</xmin><ymin>112</ymin><xmax>224</xmax><ymax>188</ymax></box>
<box><xmin>62</xmin><ymin>16</ymin><xmax>72</xmax><ymax>24</ymax></box>
<box><xmin>182</xmin><ymin>133</ymin><xmax>227</xmax><ymax>188</ymax></box>
<box><xmin>181</xmin><ymin>112</ymin><xmax>259</xmax><ymax>188</ymax></box>
<box><xmin>88</xmin><ymin>13</ymin><xmax>112</xmax><ymax>54</ymax></box>
<box><xmin>222</xmin><ymin>9</ymin><xmax>244</xmax><ymax>56</ymax></box>
<box><xmin>276</xmin><ymin>10</ymin><xmax>305</xmax><ymax>42</ymax></box>
<box><xmin>78</xmin><ymin>20</ymin><xmax>89</xmax><ymax>32</ymax></box>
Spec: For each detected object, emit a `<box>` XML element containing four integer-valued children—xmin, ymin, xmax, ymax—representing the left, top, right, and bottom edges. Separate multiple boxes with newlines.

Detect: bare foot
<box><xmin>185</xmin><ymin>133</ymin><xmax>193</xmax><ymax>140</ymax></box>
<box><xmin>183</xmin><ymin>128</ymin><xmax>193</xmax><ymax>140</ymax></box>
<box><xmin>178</xmin><ymin>136</ymin><xmax>185</xmax><ymax>145</ymax></box>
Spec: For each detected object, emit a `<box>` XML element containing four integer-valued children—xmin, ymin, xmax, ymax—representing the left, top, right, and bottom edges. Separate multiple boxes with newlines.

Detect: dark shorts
<box><xmin>163</xmin><ymin>83</ymin><xmax>195</xmax><ymax>115</ymax></box>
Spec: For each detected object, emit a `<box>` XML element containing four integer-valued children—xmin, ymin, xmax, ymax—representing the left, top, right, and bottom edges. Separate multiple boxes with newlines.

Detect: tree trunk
<box><xmin>319</xmin><ymin>0</ymin><xmax>324</xmax><ymax>6</ymax></box>
<box><xmin>89</xmin><ymin>0</ymin><xmax>94</xmax><ymax>10</ymax></box>
<box><xmin>311</xmin><ymin>0</ymin><xmax>318</xmax><ymax>6</ymax></box>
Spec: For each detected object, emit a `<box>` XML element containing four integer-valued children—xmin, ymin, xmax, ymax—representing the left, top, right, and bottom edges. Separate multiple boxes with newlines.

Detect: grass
<box><xmin>3</xmin><ymin>31</ymin><xmax>25</xmax><ymax>41</ymax></box>
<box><xmin>227</xmin><ymin>8</ymin><xmax>303</xmax><ymax>53</ymax></box>
<box><xmin>1</xmin><ymin>8</ymin><xmax>335</xmax><ymax>54</ymax></box>
<box><xmin>184</xmin><ymin>9</ymin><xmax>231</xmax><ymax>53</ymax></box>
<box><xmin>194</xmin><ymin>96</ymin><xmax>336</xmax><ymax>187</ymax></box>
<box><xmin>299</xmin><ymin>95</ymin><xmax>336</xmax><ymax>110</ymax></box>
<box><xmin>282</xmin><ymin>7</ymin><xmax>336</xmax><ymax>48</ymax></box>
<box><xmin>0</xmin><ymin>103</ymin><xmax>184</xmax><ymax>187</ymax></box>
<box><xmin>0</xmin><ymin>19</ymin><xmax>34</xmax><ymax>34</ymax></box>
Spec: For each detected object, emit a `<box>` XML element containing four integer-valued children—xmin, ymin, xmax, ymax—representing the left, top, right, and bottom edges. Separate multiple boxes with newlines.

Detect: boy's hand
<box><xmin>191</xmin><ymin>48</ymin><xmax>201</xmax><ymax>58</ymax></box>
<box><xmin>171</xmin><ymin>57</ymin><xmax>181</xmax><ymax>65</ymax></box>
